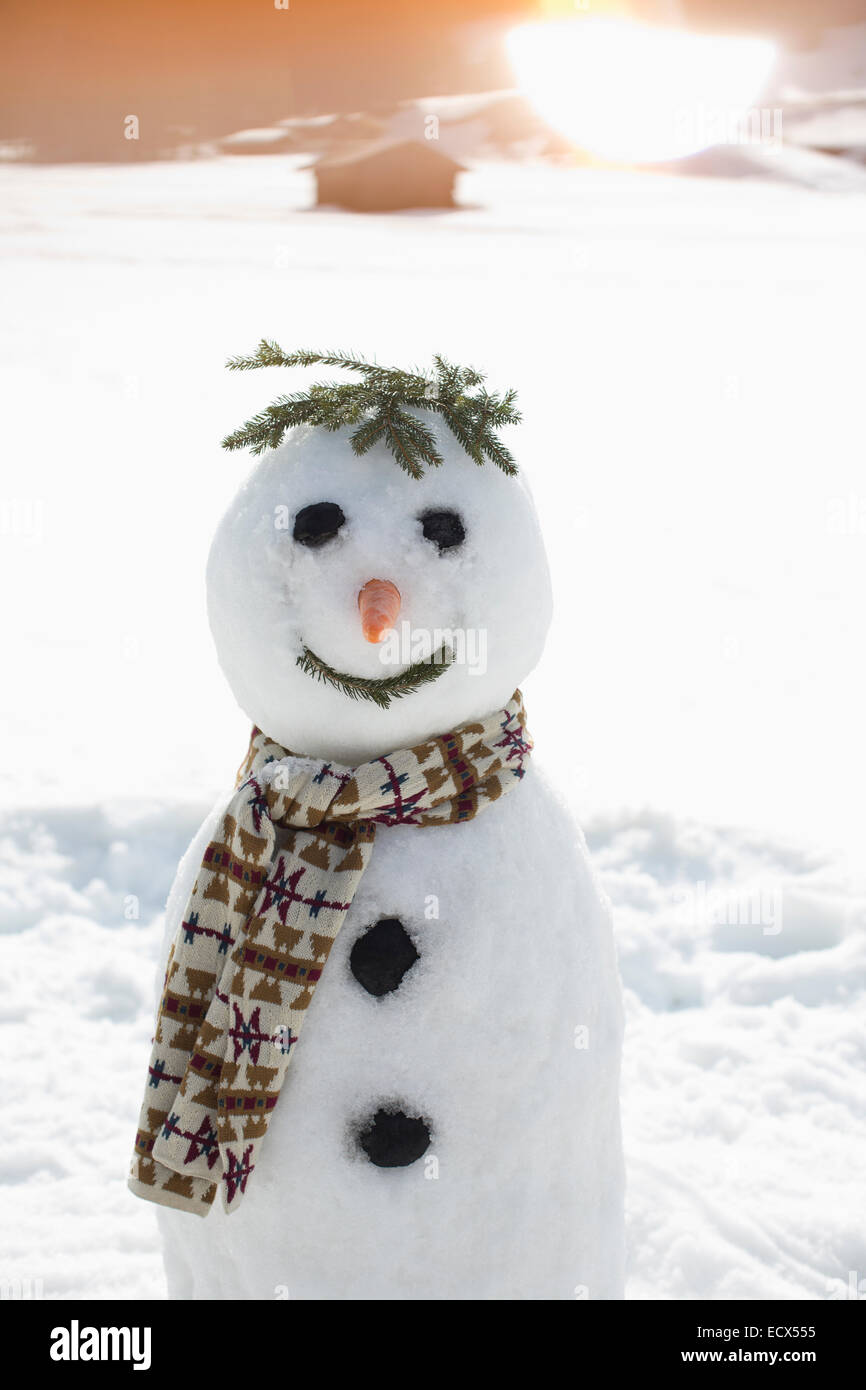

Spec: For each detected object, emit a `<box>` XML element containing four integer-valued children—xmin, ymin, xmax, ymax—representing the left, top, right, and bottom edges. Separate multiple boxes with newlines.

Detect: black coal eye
<box><xmin>293</xmin><ymin>502</ymin><xmax>346</xmax><ymax>547</ymax></box>
<box><xmin>420</xmin><ymin>509</ymin><xmax>465</xmax><ymax>552</ymax></box>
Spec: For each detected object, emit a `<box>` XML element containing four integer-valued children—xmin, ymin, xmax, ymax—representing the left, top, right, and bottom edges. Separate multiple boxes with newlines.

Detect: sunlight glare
<box><xmin>506</xmin><ymin>18</ymin><xmax>776</xmax><ymax>163</ymax></box>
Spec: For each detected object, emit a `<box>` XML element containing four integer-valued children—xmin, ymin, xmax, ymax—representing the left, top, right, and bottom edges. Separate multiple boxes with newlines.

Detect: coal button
<box><xmin>358</xmin><ymin>1107</ymin><xmax>431</xmax><ymax>1168</ymax></box>
<box><xmin>350</xmin><ymin>916</ymin><xmax>419</xmax><ymax>997</ymax></box>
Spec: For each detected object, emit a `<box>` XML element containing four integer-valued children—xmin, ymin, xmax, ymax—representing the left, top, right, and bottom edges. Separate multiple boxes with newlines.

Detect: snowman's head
<box><xmin>207</xmin><ymin>398</ymin><xmax>551</xmax><ymax>763</ymax></box>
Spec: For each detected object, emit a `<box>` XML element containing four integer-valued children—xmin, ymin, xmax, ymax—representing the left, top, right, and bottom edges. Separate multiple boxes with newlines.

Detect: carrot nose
<box><xmin>358</xmin><ymin>578</ymin><xmax>401</xmax><ymax>643</ymax></box>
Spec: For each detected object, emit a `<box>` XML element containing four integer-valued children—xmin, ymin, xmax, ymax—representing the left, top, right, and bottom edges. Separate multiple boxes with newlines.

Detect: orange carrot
<box><xmin>358</xmin><ymin>578</ymin><xmax>401</xmax><ymax>643</ymax></box>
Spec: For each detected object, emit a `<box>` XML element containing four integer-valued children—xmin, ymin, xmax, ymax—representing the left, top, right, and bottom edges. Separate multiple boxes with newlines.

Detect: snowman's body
<box><xmin>150</xmin><ymin>414</ymin><xmax>625</xmax><ymax>1299</ymax></box>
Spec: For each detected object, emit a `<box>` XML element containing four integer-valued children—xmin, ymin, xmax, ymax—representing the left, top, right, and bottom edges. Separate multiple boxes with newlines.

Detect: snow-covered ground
<box><xmin>1</xmin><ymin>156</ymin><xmax>864</xmax><ymax>1299</ymax></box>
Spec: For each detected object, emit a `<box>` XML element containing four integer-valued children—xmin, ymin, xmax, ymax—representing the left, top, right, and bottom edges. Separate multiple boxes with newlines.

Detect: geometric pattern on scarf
<box><xmin>129</xmin><ymin>691</ymin><xmax>531</xmax><ymax>1216</ymax></box>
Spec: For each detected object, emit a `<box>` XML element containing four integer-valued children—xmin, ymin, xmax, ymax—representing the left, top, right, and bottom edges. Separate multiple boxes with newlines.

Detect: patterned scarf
<box><xmin>129</xmin><ymin>692</ymin><xmax>531</xmax><ymax>1216</ymax></box>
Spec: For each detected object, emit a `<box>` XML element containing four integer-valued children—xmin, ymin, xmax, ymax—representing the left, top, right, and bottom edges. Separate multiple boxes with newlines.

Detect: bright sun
<box><xmin>505</xmin><ymin>18</ymin><xmax>776</xmax><ymax>164</ymax></box>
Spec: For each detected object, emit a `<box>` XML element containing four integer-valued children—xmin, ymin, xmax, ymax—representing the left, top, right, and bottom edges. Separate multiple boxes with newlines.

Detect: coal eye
<box><xmin>420</xmin><ymin>509</ymin><xmax>465</xmax><ymax>552</ymax></box>
<box><xmin>293</xmin><ymin>502</ymin><xmax>346</xmax><ymax>547</ymax></box>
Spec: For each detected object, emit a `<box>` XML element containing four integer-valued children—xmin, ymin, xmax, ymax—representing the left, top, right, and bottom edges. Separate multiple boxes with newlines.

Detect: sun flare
<box><xmin>506</xmin><ymin>18</ymin><xmax>776</xmax><ymax>163</ymax></box>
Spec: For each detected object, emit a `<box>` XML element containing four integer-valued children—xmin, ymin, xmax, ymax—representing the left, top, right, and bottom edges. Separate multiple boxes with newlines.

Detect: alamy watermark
<box><xmin>1</xmin><ymin>1275</ymin><xmax>44</xmax><ymax>1299</ymax></box>
<box><xmin>827</xmin><ymin>494</ymin><xmax>866</xmax><ymax>536</ymax></box>
<box><xmin>826</xmin><ymin>1270</ymin><xmax>866</xmax><ymax>1300</ymax></box>
<box><xmin>674</xmin><ymin>105</ymin><xmax>783</xmax><ymax>151</ymax></box>
<box><xmin>379</xmin><ymin>621</ymin><xmax>487</xmax><ymax>676</ymax></box>
<box><xmin>673</xmin><ymin>880</ymin><xmax>783</xmax><ymax>936</ymax></box>
<box><xmin>50</xmin><ymin>1321</ymin><xmax>151</xmax><ymax>1370</ymax></box>
<box><xmin>0</xmin><ymin>497</ymin><xmax>43</xmax><ymax>542</ymax></box>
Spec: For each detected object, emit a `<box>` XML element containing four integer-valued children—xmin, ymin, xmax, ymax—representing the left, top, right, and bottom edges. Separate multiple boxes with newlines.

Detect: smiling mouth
<box><xmin>296</xmin><ymin>642</ymin><xmax>454</xmax><ymax>710</ymax></box>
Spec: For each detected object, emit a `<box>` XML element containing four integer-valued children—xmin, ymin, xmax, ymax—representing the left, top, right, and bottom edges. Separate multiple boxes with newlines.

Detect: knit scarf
<box><xmin>129</xmin><ymin>692</ymin><xmax>531</xmax><ymax>1217</ymax></box>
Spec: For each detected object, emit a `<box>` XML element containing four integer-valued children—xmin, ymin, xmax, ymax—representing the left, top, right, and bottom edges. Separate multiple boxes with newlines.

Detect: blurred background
<box><xmin>4</xmin><ymin>0</ymin><xmax>866</xmax><ymax>163</ymax></box>
<box><xmin>2</xmin><ymin>0</ymin><xmax>865</xmax><ymax>1302</ymax></box>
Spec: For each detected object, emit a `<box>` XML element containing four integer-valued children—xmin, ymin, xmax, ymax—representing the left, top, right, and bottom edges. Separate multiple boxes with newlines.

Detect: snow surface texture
<box><xmin>1</xmin><ymin>800</ymin><xmax>862</xmax><ymax>1299</ymax></box>
<box><xmin>1</xmin><ymin>154</ymin><xmax>865</xmax><ymax>1298</ymax></box>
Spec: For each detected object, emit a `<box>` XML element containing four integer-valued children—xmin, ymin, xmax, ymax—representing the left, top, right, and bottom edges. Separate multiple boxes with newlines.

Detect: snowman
<box><xmin>130</xmin><ymin>348</ymin><xmax>625</xmax><ymax>1300</ymax></box>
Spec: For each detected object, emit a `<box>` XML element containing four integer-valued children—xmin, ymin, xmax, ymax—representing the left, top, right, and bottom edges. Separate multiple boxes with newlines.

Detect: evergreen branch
<box><xmin>431</xmin><ymin>398</ymin><xmax>483</xmax><ymax>463</ymax></box>
<box><xmin>472</xmin><ymin>387</ymin><xmax>521</xmax><ymax>429</ymax></box>
<box><xmin>225</xmin><ymin>339</ymin><xmax>292</xmax><ymax>371</ymax></box>
<box><xmin>296</xmin><ymin>643</ymin><xmax>454</xmax><ymax>709</ymax></box>
<box><xmin>349</xmin><ymin>416</ymin><xmax>387</xmax><ymax>454</ymax></box>
<box><xmin>222</xmin><ymin>344</ymin><xmax>520</xmax><ymax>476</ymax></box>
<box><xmin>469</xmin><ymin>396</ymin><xmax>491</xmax><ymax>461</ymax></box>
<box><xmin>227</xmin><ymin>342</ymin><xmax>383</xmax><ymax>377</ymax></box>
<box><xmin>378</xmin><ymin>404</ymin><xmax>425</xmax><ymax>479</ymax></box>
<box><xmin>384</xmin><ymin>405</ymin><xmax>444</xmax><ymax>474</ymax></box>
<box><xmin>456</xmin><ymin>364</ymin><xmax>486</xmax><ymax>390</ymax></box>
<box><xmin>221</xmin><ymin>395</ymin><xmax>322</xmax><ymax>452</ymax></box>
<box><xmin>477</xmin><ymin>432</ymin><xmax>519</xmax><ymax>476</ymax></box>
<box><xmin>431</xmin><ymin>355</ymin><xmax>464</xmax><ymax>397</ymax></box>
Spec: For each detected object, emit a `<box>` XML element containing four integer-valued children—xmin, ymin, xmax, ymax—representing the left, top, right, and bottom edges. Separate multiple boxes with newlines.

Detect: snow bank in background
<box><xmin>590</xmin><ymin>809</ymin><xmax>866</xmax><ymax>1300</ymax></box>
<box><xmin>0</xmin><ymin>800</ymin><xmax>861</xmax><ymax>1300</ymax></box>
<box><xmin>0</xmin><ymin>804</ymin><xmax>204</xmax><ymax>1301</ymax></box>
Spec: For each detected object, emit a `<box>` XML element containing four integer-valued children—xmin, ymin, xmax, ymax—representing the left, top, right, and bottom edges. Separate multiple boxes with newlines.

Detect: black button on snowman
<box><xmin>350</xmin><ymin>916</ymin><xmax>419</xmax><ymax>997</ymax></box>
<box><xmin>351</xmin><ymin>918</ymin><xmax>432</xmax><ymax>1168</ymax></box>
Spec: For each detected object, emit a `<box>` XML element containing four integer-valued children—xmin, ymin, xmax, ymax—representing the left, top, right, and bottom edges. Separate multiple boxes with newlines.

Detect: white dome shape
<box><xmin>207</xmin><ymin>418</ymin><xmax>552</xmax><ymax>762</ymax></box>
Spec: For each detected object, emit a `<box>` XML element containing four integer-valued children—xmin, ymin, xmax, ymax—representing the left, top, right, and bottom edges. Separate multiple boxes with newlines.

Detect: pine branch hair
<box><xmin>221</xmin><ymin>343</ymin><xmax>521</xmax><ymax>478</ymax></box>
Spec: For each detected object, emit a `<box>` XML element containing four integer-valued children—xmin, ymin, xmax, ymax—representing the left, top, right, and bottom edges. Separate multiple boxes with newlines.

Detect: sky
<box><xmin>3</xmin><ymin>0</ymin><xmax>866</xmax><ymax>159</ymax></box>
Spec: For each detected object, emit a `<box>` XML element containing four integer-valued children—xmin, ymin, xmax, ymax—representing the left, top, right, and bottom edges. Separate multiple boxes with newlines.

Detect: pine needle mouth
<box><xmin>296</xmin><ymin>642</ymin><xmax>454</xmax><ymax>710</ymax></box>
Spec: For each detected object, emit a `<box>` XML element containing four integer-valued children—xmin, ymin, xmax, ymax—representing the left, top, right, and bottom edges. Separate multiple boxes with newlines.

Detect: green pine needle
<box><xmin>296</xmin><ymin>643</ymin><xmax>454</xmax><ymax>709</ymax></box>
<box><xmin>221</xmin><ymin>343</ymin><xmax>520</xmax><ymax>477</ymax></box>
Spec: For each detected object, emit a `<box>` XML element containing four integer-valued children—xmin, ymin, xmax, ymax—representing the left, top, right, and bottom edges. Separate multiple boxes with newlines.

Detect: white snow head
<box><xmin>207</xmin><ymin>396</ymin><xmax>551</xmax><ymax>764</ymax></box>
